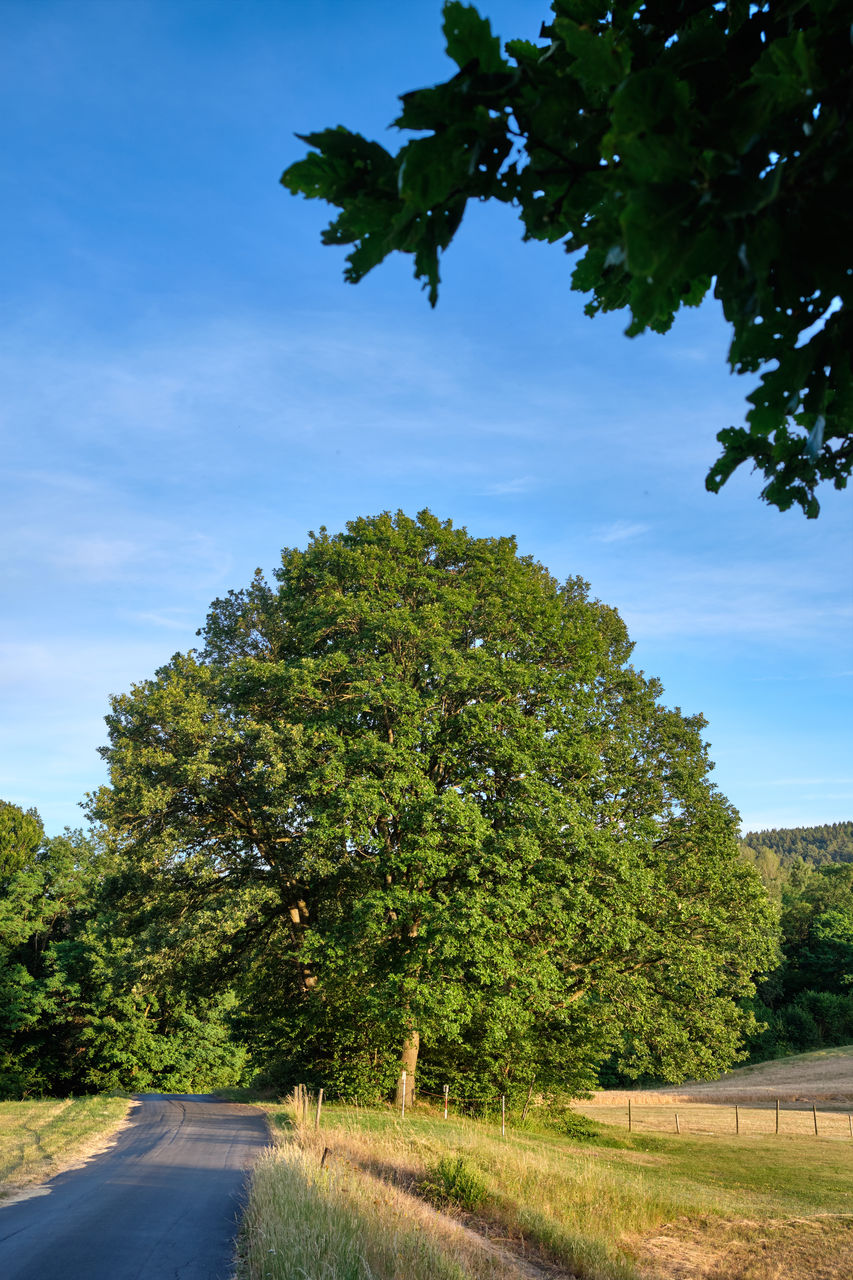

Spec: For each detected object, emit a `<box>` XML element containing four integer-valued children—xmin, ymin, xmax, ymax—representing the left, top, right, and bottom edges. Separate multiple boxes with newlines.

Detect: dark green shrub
<box><xmin>420</xmin><ymin>1155</ymin><xmax>488</xmax><ymax>1212</ymax></box>
<box><xmin>546</xmin><ymin>1106</ymin><xmax>602</xmax><ymax>1143</ymax></box>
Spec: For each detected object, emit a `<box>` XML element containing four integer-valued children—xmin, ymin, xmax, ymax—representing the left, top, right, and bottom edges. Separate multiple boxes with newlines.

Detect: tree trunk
<box><xmin>289</xmin><ymin>900</ymin><xmax>318</xmax><ymax>991</ymax></box>
<box><xmin>395</xmin><ymin>1029</ymin><xmax>420</xmax><ymax>1106</ymax></box>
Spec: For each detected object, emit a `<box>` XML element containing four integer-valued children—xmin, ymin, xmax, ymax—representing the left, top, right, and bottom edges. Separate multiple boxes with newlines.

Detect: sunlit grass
<box><xmin>239</xmin><ymin>1124</ymin><xmax>515</xmax><ymax>1280</ymax></box>
<box><xmin>0</xmin><ymin>1095</ymin><xmax>131</xmax><ymax>1191</ymax></box>
<box><xmin>242</xmin><ymin>1096</ymin><xmax>853</xmax><ymax>1280</ymax></box>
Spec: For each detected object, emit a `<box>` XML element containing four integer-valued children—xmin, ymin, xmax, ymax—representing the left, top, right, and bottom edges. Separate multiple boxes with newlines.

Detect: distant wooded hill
<box><xmin>740</xmin><ymin>822</ymin><xmax>853</xmax><ymax>868</ymax></box>
<box><xmin>734</xmin><ymin>821</ymin><xmax>853</xmax><ymax>1064</ymax></box>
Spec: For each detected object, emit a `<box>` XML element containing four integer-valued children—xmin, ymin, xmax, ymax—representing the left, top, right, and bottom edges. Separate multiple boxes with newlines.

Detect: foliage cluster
<box><xmin>0</xmin><ymin>802</ymin><xmax>248</xmax><ymax>1099</ymax></box>
<box><xmin>743</xmin><ymin>859</ymin><xmax>853</xmax><ymax>1059</ymax></box>
<box><xmin>6</xmin><ymin>514</ymin><xmax>843</xmax><ymax>1102</ymax></box>
<box><xmin>87</xmin><ymin>510</ymin><xmax>774</xmax><ymax>1101</ymax></box>
<box><xmin>282</xmin><ymin>0</ymin><xmax>853</xmax><ymax>515</ymax></box>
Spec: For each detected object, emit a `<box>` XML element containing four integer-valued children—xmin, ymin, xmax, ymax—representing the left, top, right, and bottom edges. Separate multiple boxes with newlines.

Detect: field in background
<box><xmin>574</xmin><ymin>1099</ymin><xmax>853</xmax><ymax>1138</ymax></box>
<box><xmin>239</xmin><ymin>1092</ymin><xmax>853</xmax><ymax>1280</ymax></box>
<box><xmin>0</xmin><ymin>1095</ymin><xmax>131</xmax><ymax>1193</ymax></box>
<box><xmin>587</xmin><ymin>1045</ymin><xmax>853</xmax><ymax>1107</ymax></box>
<box><xmin>575</xmin><ymin>1046</ymin><xmax>853</xmax><ymax>1139</ymax></box>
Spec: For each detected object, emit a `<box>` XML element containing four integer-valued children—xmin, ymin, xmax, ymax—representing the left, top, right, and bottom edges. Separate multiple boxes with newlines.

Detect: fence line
<box><xmin>291</xmin><ymin>1080</ymin><xmax>853</xmax><ymax>1142</ymax></box>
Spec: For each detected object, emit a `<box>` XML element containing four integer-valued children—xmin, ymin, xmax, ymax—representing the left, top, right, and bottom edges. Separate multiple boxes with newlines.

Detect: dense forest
<box><xmin>738</xmin><ymin>826</ymin><xmax>853</xmax><ymax>1061</ymax></box>
<box><xmin>0</xmin><ymin>515</ymin><xmax>848</xmax><ymax>1100</ymax></box>
<box><xmin>741</xmin><ymin>822</ymin><xmax>853</xmax><ymax>869</ymax></box>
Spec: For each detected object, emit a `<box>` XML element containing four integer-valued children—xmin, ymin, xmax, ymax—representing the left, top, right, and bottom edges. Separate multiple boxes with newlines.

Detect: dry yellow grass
<box><xmin>239</xmin><ymin>1115</ymin><xmax>539</xmax><ymax>1280</ymax></box>
<box><xmin>631</xmin><ymin>1213</ymin><xmax>853</xmax><ymax>1280</ymax></box>
<box><xmin>240</xmin><ymin>1051</ymin><xmax>853</xmax><ymax>1280</ymax></box>
<box><xmin>242</xmin><ymin>1095</ymin><xmax>853</xmax><ymax>1280</ymax></box>
<box><xmin>585</xmin><ymin>1045</ymin><xmax>853</xmax><ymax>1108</ymax></box>
<box><xmin>0</xmin><ymin>1095</ymin><xmax>132</xmax><ymax>1193</ymax></box>
<box><xmin>573</xmin><ymin>1101</ymin><xmax>853</xmax><ymax>1139</ymax></box>
<box><xmin>576</xmin><ymin>1047</ymin><xmax>853</xmax><ymax>1140</ymax></box>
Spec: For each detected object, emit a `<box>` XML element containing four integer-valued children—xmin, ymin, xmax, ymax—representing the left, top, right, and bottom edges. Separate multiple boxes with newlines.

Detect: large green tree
<box><xmin>93</xmin><ymin>511</ymin><xmax>774</xmax><ymax>1097</ymax></box>
<box><xmin>282</xmin><ymin>0</ymin><xmax>852</xmax><ymax>517</ymax></box>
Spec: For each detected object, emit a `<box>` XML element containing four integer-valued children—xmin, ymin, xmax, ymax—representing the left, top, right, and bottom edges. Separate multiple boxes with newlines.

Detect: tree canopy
<box><xmin>92</xmin><ymin>510</ymin><xmax>774</xmax><ymax>1098</ymax></box>
<box><xmin>282</xmin><ymin>0</ymin><xmax>852</xmax><ymax>517</ymax></box>
<box><xmin>0</xmin><ymin>801</ymin><xmax>247</xmax><ymax>1099</ymax></box>
<box><xmin>741</xmin><ymin>857</ymin><xmax>853</xmax><ymax>1061</ymax></box>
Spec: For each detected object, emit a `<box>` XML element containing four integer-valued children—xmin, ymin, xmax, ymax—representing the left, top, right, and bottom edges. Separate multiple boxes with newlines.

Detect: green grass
<box><xmin>240</xmin><ymin>1097</ymin><xmax>853</xmax><ymax>1280</ymax></box>
<box><xmin>238</xmin><ymin>1144</ymin><xmax>508</xmax><ymax>1280</ymax></box>
<box><xmin>0</xmin><ymin>1096</ymin><xmax>131</xmax><ymax>1191</ymax></box>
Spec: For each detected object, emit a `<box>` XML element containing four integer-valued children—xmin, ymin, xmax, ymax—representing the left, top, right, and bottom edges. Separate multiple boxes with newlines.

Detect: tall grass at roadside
<box><xmin>253</xmin><ymin>1100</ymin><xmax>853</xmax><ymax>1280</ymax></box>
<box><xmin>239</xmin><ymin>1098</ymin><xmax>522</xmax><ymax>1280</ymax></box>
<box><xmin>0</xmin><ymin>1095</ymin><xmax>131</xmax><ymax>1189</ymax></box>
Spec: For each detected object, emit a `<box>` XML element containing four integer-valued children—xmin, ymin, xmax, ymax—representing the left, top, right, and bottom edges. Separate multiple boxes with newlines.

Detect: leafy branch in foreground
<box><xmin>282</xmin><ymin>0</ymin><xmax>853</xmax><ymax>516</ymax></box>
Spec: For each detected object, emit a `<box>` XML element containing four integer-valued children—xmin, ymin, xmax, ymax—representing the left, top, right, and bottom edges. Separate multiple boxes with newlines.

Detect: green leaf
<box><xmin>442</xmin><ymin>1</ymin><xmax>506</xmax><ymax>73</ymax></box>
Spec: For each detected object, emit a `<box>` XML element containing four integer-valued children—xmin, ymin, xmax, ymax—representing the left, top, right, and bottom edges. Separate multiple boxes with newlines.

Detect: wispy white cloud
<box><xmin>129</xmin><ymin>610</ymin><xmax>198</xmax><ymax>631</ymax></box>
<box><xmin>0</xmin><ymin>307</ymin><xmax>850</xmax><ymax>838</ymax></box>
<box><xmin>53</xmin><ymin>536</ymin><xmax>142</xmax><ymax>579</ymax></box>
<box><xmin>11</xmin><ymin>468</ymin><xmax>101</xmax><ymax>494</ymax></box>
<box><xmin>593</xmin><ymin>520</ymin><xmax>649</xmax><ymax>544</ymax></box>
<box><xmin>481</xmin><ymin>476</ymin><xmax>537</xmax><ymax>496</ymax></box>
<box><xmin>605</xmin><ymin>556</ymin><xmax>850</xmax><ymax>644</ymax></box>
<box><xmin>0</xmin><ymin>638</ymin><xmax>175</xmax><ymax>697</ymax></box>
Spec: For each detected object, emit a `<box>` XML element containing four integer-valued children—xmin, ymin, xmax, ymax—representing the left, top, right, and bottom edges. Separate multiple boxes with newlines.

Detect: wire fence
<box><xmin>577</xmin><ymin>1097</ymin><xmax>853</xmax><ymax>1140</ymax></box>
<box><xmin>289</xmin><ymin>1077</ymin><xmax>853</xmax><ymax>1141</ymax></box>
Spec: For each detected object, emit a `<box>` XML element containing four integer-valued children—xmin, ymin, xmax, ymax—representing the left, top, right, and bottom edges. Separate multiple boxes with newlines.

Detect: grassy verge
<box><xmin>240</xmin><ymin>1097</ymin><xmax>853</xmax><ymax>1280</ymax></box>
<box><xmin>0</xmin><ymin>1095</ymin><xmax>131</xmax><ymax>1192</ymax></box>
<box><xmin>239</xmin><ymin>1142</ymin><xmax>515</xmax><ymax>1280</ymax></box>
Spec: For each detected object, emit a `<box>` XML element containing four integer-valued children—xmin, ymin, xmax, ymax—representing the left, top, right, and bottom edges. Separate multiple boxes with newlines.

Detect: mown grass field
<box><xmin>239</xmin><ymin>1093</ymin><xmax>853</xmax><ymax>1280</ymax></box>
<box><xmin>575</xmin><ymin>1099</ymin><xmax>853</xmax><ymax>1139</ymax></box>
<box><xmin>584</xmin><ymin>1045</ymin><xmax>853</xmax><ymax>1108</ymax></box>
<box><xmin>575</xmin><ymin>1046</ymin><xmax>853</xmax><ymax>1141</ymax></box>
<box><xmin>0</xmin><ymin>1095</ymin><xmax>131</xmax><ymax>1193</ymax></box>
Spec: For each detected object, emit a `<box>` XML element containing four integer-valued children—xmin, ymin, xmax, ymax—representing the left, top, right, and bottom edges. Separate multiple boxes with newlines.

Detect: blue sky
<box><xmin>2</xmin><ymin>0</ymin><xmax>851</xmax><ymax>837</ymax></box>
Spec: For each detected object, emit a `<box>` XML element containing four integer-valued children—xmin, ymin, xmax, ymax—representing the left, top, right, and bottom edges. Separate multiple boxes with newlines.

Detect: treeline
<box><xmin>7</xmin><ymin>802</ymin><xmax>850</xmax><ymax>1099</ymax></box>
<box><xmin>741</xmin><ymin>821</ymin><xmax>853</xmax><ymax>870</ymax></box>
<box><xmin>0</xmin><ymin>802</ymin><xmax>246</xmax><ymax>1098</ymax></box>
<box><xmin>738</xmin><ymin>828</ymin><xmax>853</xmax><ymax>1061</ymax></box>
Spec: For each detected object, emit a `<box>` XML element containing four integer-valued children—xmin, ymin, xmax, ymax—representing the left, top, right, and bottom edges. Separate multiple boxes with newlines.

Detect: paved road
<box><xmin>0</xmin><ymin>1094</ymin><xmax>270</xmax><ymax>1280</ymax></box>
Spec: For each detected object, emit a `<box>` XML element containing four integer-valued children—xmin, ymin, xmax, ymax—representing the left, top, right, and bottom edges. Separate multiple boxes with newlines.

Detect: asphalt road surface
<box><xmin>0</xmin><ymin>1094</ymin><xmax>270</xmax><ymax>1280</ymax></box>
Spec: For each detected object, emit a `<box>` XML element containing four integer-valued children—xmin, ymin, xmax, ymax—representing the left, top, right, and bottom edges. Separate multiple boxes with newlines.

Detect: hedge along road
<box><xmin>0</xmin><ymin>1094</ymin><xmax>270</xmax><ymax>1280</ymax></box>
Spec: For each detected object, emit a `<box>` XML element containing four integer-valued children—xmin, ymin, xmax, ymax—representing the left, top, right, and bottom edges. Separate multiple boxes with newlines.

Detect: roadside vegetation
<box><xmin>0</xmin><ymin>1095</ymin><xmax>130</xmax><ymax>1192</ymax></box>
<box><xmin>238</xmin><ymin>1093</ymin><xmax>853</xmax><ymax>1280</ymax></box>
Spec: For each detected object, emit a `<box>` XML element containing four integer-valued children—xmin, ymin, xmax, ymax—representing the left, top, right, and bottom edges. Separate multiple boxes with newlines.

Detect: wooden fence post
<box><xmin>675</xmin><ymin>1112</ymin><xmax>680</xmax><ymax>1135</ymax></box>
<box><xmin>521</xmin><ymin>1078</ymin><xmax>534</xmax><ymax>1124</ymax></box>
<box><xmin>443</xmin><ymin>1084</ymin><xmax>449</xmax><ymax>1120</ymax></box>
<box><xmin>775</xmin><ymin>1098</ymin><xmax>779</xmax><ymax>1136</ymax></box>
<box><xmin>315</xmin><ymin>1087</ymin><xmax>324</xmax><ymax>1132</ymax></box>
<box><xmin>501</xmin><ymin>1094</ymin><xmax>506</xmax><ymax>1139</ymax></box>
<box><xmin>813</xmin><ymin>1103</ymin><xmax>818</xmax><ymax>1136</ymax></box>
<box><xmin>848</xmin><ymin>1114</ymin><xmax>852</xmax><ymax>1138</ymax></box>
<box><xmin>628</xmin><ymin>1098</ymin><xmax>632</xmax><ymax>1132</ymax></box>
<box><xmin>735</xmin><ymin>1105</ymin><xmax>739</xmax><ymax>1135</ymax></box>
<box><xmin>401</xmin><ymin>1071</ymin><xmax>407</xmax><ymax>1120</ymax></box>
